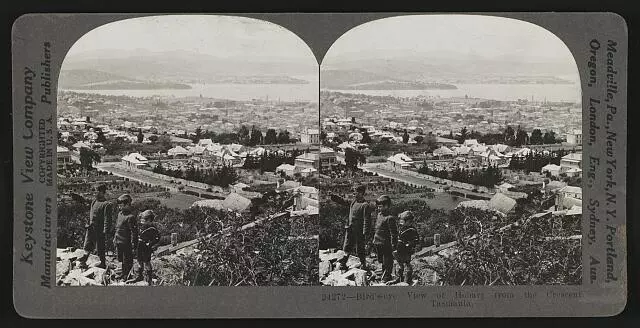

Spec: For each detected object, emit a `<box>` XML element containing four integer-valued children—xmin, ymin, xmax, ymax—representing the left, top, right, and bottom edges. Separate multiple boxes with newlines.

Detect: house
<box><xmin>197</xmin><ymin>138</ymin><xmax>214</xmax><ymax>147</ymax></box>
<box><xmin>490</xmin><ymin>144</ymin><xmax>510</xmax><ymax>154</ymax></box>
<box><xmin>191</xmin><ymin>199</ymin><xmax>224</xmax><ymax>210</ymax></box>
<box><xmin>433</xmin><ymin>146</ymin><xmax>455</xmax><ymax>158</ymax></box>
<box><xmin>463</xmin><ymin>139</ymin><xmax>479</xmax><ymax>147</ymax></box>
<box><xmin>232</xmin><ymin>182</ymin><xmax>250</xmax><ymax>193</ymax></box>
<box><xmin>319</xmin><ymin>147</ymin><xmax>338</xmax><ymax>172</ymax></box>
<box><xmin>167</xmin><ymin>145</ymin><xmax>188</xmax><ymax>158</ymax></box>
<box><xmin>276</xmin><ymin>164</ymin><xmax>297</xmax><ymax>177</ymax></box>
<box><xmin>214</xmin><ymin>149</ymin><xmax>243</xmax><ymax>167</ymax></box>
<box><xmin>121</xmin><ymin>153</ymin><xmax>148</xmax><ymax>168</ymax></box>
<box><xmin>560</xmin><ymin>152</ymin><xmax>582</xmax><ymax>170</ymax></box>
<box><xmin>436</xmin><ymin>136</ymin><xmax>459</xmax><ymax>145</ymax></box>
<box><xmin>544</xmin><ymin>180</ymin><xmax>567</xmax><ymax>193</ymax></box>
<box><xmin>277</xmin><ymin>180</ymin><xmax>301</xmax><ymax>192</ymax></box>
<box><xmin>300</xmin><ymin>128</ymin><xmax>320</xmax><ymax>144</ymax></box>
<box><xmin>559</xmin><ymin>186</ymin><xmax>582</xmax><ymax>200</ymax></box>
<box><xmin>295</xmin><ymin>152</ymin><xmax>319</xmax><ymax>170</ymax></box>
<box><xmin>300</xmin><ymin>167</ymin><xmax>318</xmax><ymax>176</ymax></box>
<box><xmin>57</xmin><ymin>146</ymin><xmax>72</xmax><ymax>170</ymax></box>
<box><xmin>566</xmin><ymin>130</ymin><xmax>582</xmax><ymax>145</ymax></box>
<box><xmin>488</xmin><ymin>193</ymin><xmax>517</xmax><ymax>215</ymax></box>
<box><xmin>222</xmin><ymin>193</ymin><xmax>252</xmax><ymax>212</ymax></box>
<box><xmin>188</xmin><ymin>145</ymin><xmax>205</xmax><ymax>156</ymax></box>
<box><xmin>497</xmin><ymin>182</ymin><xmax>515</xmax><ymax>193</ymax></box>
<box><xmin>386</xmin><ymin>153</ymin><xmax>414</xmax><ymax>170</ymax></box>
<box><xmin>565</xmin><ymin>167</ymin><xmax>583</xmax><ymax>177</ymax></box>
<box><xmin>455</xmin><ymin>145</ymin><xmax>471</xmax><ymax>156</ymax></box>
<box><xmin>541</xmin><ymin>164</ymin><xmax>562</xmax><ymax>177</ymax></box>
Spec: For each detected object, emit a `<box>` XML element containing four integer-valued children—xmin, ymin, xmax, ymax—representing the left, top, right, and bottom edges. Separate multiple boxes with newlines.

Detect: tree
<box><xmin>515</xmin><ymin>127</ymin><xmax>529</xmax><ymax>146</ymax></box>
<box><xmin>459</xmin><ymin>127</ymin><xmax>469</xmax><ymax>143</ymax></box>
<box><xmin>414</xmin><ymin>135</ymin><xmax>424</xmax><ymax>144</ymax></box>
<box><xmin>238</xmin><ymin>125</ymin><xmax>250</xmax><ymax>145</ymax></box>
<box><xmin>402</xmin><ymin>130</ymin><xmax>409</xmax><ymax>144</ymax></box>
<box><xmin>543</xmin><ymin>131</ymin><xmax>557</xmax><ymax>144</ymax></box>
<box><xmin>96</xmin><ymin>129</ymin><xmax>106</xmax><ymax>143</ymax></box>
<box><xmin>194</xmin><ymin>126</ymin><xmax>202</xmax><ymax>143</ymax></box>
<box><xmin>137</xmin><ymin>129</ymin><xmax>144</xmax><ymax>143</ymax></box>
<box><xmin>265</xmin><ymin>129</ymin><xmax>277</xmax><ymax>145</ymax></box>
<box><xmin>277</xmin><ymin>130</ymin><xmax>290</xmax><ymax>144</ymax></box>
<box><xmin>361</xmin><ymin>130</ymin><xmax>372</xmax><ymax>144</ymax></box>
<box><xmin>320</xmin><ymin>130</ymin><xmax>327</xmax><ymax>143</ymax></box>
<box><xmin>79</xmin><ymin>148</ymin><xmax>100</xmax><ymax>170</ymax></box>
<box><xmin>248</xmin><ymin>126</ymin><xmax>263</xmax><ymax>146</ymax></box>
<box><xmin>344</xmin><ymin>148</ymin><xmax>364</xmax><ymax>170</ymax></box>
<box><xmin>504</xmin><ymin>126</ymin><xmax>516</xmax><ymax>146</ymax></box>
<box><xmin>148</xmin><ymin>135</ymin><xmax>159</xmax><ymax>143</ymax></box>
<box><xmin>530</xmin><ymin>129</ymin><xmax>543</xmax><ymax>145</ymax></box>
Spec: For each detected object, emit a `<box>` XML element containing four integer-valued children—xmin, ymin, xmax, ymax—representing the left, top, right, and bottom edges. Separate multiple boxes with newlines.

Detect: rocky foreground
<box><xmin>319</xmin><ymin>247</ymin><xmax>458</xmax><ymax>286</ymax></box>
<box><xmin>319</xmin><ymin>249</ymin><xmax>415</xmax><ymax>286</ymax></box>
<box><xmin>56</xmin><ymin>248</ymin><xmax>152</xmax><ymax>286</ymax></box>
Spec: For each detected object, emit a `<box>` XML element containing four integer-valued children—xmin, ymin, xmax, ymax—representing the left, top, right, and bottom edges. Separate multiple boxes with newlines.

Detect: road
<box><xmin>95</xmin><ymin>162</ymin><xmax>226</xmax><ymax>199</ymax></box>
<box><xmin>360</xmin><ymin>163</ymin><xmax>492</xmax><ymax>200</ymax></box>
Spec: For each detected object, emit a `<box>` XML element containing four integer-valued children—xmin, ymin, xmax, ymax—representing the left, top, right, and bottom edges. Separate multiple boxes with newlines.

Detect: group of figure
<box><xmin>76</xmin><ymin>183</ymin><xmax>162</xmax><ymax>285</ymax></box>
<box><xmin>330</xmin><ymin>185</ymin><xmax>420</xmax><ymax>284</ymax></box>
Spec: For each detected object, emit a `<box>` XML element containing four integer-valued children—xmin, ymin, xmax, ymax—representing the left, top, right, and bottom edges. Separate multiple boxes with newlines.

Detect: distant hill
<box><xmin>320</xmin><ymin>69</ymin><xmax>457</xmax><ymax>90</ymax></box>
<box><xmin>322</xmin><ymin>55</ymin><xmax>577</xmax><ymax>84</ymax></box>
<box><xmin>58</xmin><ymin>69</ymin><xmax>192</xmax><ymax>90</ymax></box>
<box><xmin>61</xmin><ymin>50</ymin><xmax>316</xmax><ymax>83</ymax></box>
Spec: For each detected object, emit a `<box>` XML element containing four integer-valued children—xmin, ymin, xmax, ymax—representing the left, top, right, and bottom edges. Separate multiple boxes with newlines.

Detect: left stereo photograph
<box><xmin>55</xmin><ymin>15</ymin><xmax>321</xmax><ymax>287</ymax></box>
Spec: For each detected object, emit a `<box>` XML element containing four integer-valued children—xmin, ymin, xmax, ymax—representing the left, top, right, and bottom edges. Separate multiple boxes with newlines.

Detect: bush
<box><xmin>435</xmin><ymin>209</ymin><xmax>581</xmax><ymax>285</ymax></box>
<box><xmin>57</xmin><ymin>201</ymin><xmax>91</xmax><ymax>249</ymax></box>
<box><xmin>161</xmin><ymin>216</ymin><xmax>318</xmax><ymax>286</ymax></box>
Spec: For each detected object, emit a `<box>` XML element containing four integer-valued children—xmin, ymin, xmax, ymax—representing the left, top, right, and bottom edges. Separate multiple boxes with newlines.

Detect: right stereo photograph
<box><xmin>318</xmin><ymin>14</ymin><xmax>583</xmax><ymax>287</ymax></box>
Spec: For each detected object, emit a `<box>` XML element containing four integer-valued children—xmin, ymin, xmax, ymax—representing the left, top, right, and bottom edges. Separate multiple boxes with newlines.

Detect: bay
<box><xmin>63</xmin><ymin>78</ymin><xmax>318</xmax><ymax>103</ymax></box>
<box><xmin>325</xmin><ymin>83</ymin><xmax>581</xmax><ymax>103</ymax></box>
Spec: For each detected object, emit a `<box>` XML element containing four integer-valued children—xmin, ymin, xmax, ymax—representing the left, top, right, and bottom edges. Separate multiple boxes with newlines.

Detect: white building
<box><xmin>300</xmin><ymin>129</ymin><xmax>320</xmax><ymax>144</ymax></box>
<box><xmin>386</xmin><ymin>153</ymin><xmax>414</xmax><ymax>170</ymax></box>
<box><xmin>566</xmin><ymin>130</ymin><xmax>583</xmax><ymax>145</ymax></box>
<box><xmin>121</xmin><ymin>153</ymin><xmax>148</xmax><ymax>168</ymax></box>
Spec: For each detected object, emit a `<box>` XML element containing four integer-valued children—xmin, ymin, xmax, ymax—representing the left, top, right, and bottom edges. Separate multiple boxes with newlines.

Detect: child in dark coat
<box><xmin>393</xmin><ymin>211</ymin><xmax>420</xmax><ymax>284</ymax></box>
<box><xmin>127</xmin><ymin>210</ymin><xmax>161</xmax><ymax>285</ymax></box>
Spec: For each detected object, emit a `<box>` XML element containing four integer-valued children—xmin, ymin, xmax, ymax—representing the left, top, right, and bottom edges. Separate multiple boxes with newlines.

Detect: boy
<box><xmin>393</xmin><ymin>210</ymin><xmax>420</xmax><ymax>284</ymax></box>
<box><xmin>372</xmin><ymin>195</ymin><xmax>397</xmax><ymax>283</ymax></box>
<box><xmin>112</xmin><ymin>194</ymin><xmax>138</xmax><ymax>280</ymax></box>
<box><xmin>127</xmin><ymin>210</ymin><xmax>161</xmax><ymax>285</ymax></box>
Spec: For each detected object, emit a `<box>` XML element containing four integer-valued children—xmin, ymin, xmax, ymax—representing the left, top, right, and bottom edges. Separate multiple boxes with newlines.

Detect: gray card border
<box><xmin>12</xmin><ymin>12</ymin><xmax>628</xmax><ymax>318</ymax></box>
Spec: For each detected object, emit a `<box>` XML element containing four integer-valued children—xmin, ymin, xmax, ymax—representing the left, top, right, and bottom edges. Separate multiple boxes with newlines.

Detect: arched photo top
<box><xmin>321</xmin><ymin>14</ymin><xmax>581</xmax><ymax>103</ymax></box>
<box><xmin>59</xmin><ymin>14</ymin><xmax>318</xmax><ymax>102</ymax></box>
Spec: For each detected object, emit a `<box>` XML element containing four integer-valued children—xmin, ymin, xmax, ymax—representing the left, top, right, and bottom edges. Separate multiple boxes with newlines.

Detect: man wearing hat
<box><xmin>329</xmin><ymin>184</ymin><xmax>373</xmax><ymax>269</ymax></box>
<box><xmin>78</xmin><ymin>183</ymin><xmax>114</xmax><ymax>269</ymax></box>
<box><xmin>372</xmin><ymin>195</ymin><xmax>398</xmax><ymax>283</ymax></box>
<box><xmin>112</xmin><ymin>194</ymin><xmax>138</xmax><ymax>280</ymax></box>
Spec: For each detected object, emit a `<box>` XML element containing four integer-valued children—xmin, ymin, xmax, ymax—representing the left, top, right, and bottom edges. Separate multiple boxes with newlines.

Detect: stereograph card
<box><xmin>11</xmin><ymin>13</ymin><xmax>628</xmax><ymax>318</ymax></box>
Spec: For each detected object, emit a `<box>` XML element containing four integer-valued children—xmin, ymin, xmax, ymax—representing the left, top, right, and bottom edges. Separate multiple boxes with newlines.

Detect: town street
<box><xmin>360</xmin><ymin>163</ymin><xmax>492</xmax><ymax>200</ymax></box>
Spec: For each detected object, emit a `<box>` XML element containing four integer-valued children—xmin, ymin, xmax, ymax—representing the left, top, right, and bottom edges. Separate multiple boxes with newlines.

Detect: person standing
<box><xmin>372</xmin><ymin>195</ymin><xmax>398</xmax><ymax>283</ymax></box>
<box><xmin>329</xmin><ymin>184</ymin><xmax>373</xmax><ymax>270</ymax></box>
<box><xmin>127</xmin><ymin>210</ymin><xmax>161</xmax><ymax>285</ymax></box>
<box><xmin>78</xmin><ymin>183</ymin><xmax>114</xmax><ymax>269</ymax></box>
<box><xmin>112</xmin><ymin>194</ymin><xmax>138</xmax><ymax>280</ymax></box>
<box><xmin>393</xmin><ymin>210</ymin><xmax>420</xmax><ymax>284</ymax></box>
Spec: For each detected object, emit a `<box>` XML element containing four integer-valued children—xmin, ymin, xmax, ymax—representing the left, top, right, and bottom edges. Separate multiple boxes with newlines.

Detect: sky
<box><xmin>323</xmin><ymin>15</ymin><xmax>577</xmax><ymax>65</ymax></box>
<box><xmin>66</xmin><ymin>15</ymin><xmax>315</xmax><ymax>62</ymax></box>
